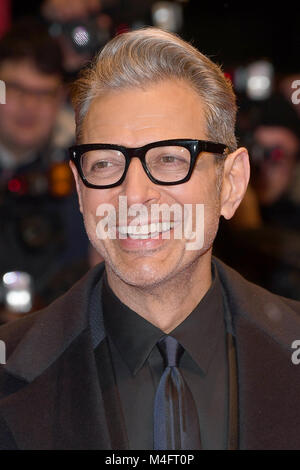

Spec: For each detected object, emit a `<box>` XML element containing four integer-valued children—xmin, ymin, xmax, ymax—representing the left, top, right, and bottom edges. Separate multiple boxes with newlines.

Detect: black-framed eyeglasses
<box><xmin>69</xmin><ymin>138</ymin><xmax>229</xmax><ymax>189</ymax></box>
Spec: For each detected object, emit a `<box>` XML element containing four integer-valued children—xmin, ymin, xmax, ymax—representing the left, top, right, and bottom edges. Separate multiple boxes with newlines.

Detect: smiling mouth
<box><xmin>116</xmin><ymin>221</ymin><xmax>176</xmax><ymax>239</ymax></box>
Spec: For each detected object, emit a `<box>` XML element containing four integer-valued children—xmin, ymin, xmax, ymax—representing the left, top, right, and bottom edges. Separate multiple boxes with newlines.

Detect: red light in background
<box><xmin>0</xmin><ymin>0</ymin><xmax>11</xmax><ymax>39</ymax></box>
<box><xmin>7</xmin><ymin>177</ymin><xmax>28</xmax><ymax>194</ymax></box>
<box><xmin>115</xmin><ymin>23</ymin><xmax>130</xmax><ymax>36</ymax></box>
<box><xmin>270</xmin><ymin>148</ymin><xmax>285</xmax><ymax>162</ymax></box>
<box><xmin>224</xmin><ymin>71</ymin><xmax>233</xmax><ymax>83</ymax></box>
<box><xmin>8</xmin><ymin>178</ymin><xmax>21</xmax><ymax>193</ymax></box>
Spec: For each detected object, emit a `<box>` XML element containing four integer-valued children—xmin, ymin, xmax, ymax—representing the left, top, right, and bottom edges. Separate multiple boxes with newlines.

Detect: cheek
<box><xmin>81</xmin><ymin>191</ymin><xmax>102</xmax><ymax>219</ymax></box>
<box><xmin>80</xmin><ymin>193</ymin><xmax>103</xmax><ymax>247</ymax></box>
<box><xmin>188</xmin><ymin>173</ymin><xmax>221</xmax><ymax>233</ymax></box>
<box><xmin>164</xmin><ymin>177</ymin><xmax>220</xmax><ymax>250</ymax></box>
<box><xmin>37</xmin><ymin>105</ymin><xmax>58</xmax><ymax>123</ymax></box>
<box><xmin>169</xmin><ymin>170</ymin><xmax>218</xmax><ymax>206</ymax></box>
<box><xmin>0</xmin><ymin>104</ymin><xmax>16</xmax><ymax>123</ymax></box>
<box><xmin>80</xmin><ymin>188</ymin><xmax>117</xmax><ymax>228</ymax></box>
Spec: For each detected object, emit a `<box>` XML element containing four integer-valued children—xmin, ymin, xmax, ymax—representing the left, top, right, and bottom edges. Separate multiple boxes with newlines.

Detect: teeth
<box><xmin>117</xmin><ymin>222</ymin><xmax>175</xmax><ymax>238</ymax></box>
<box><xmin>150</xmin><ymin>223</ymin><xmax>157</xmax><ymax>233</ymax></box>
<box><xmin>161</xmin><ymin>222</ymin><xmax>170</xmax><ymax>232</ymax></box>
<box><xmin>126</xmin><ymin>233</ymin><xmax>151</xmax><ymax>239</ymax></box>
<box><xmin>118</xmin><ymin>226</ymin><xmax>128</xmax><ymax>235</ymax></box>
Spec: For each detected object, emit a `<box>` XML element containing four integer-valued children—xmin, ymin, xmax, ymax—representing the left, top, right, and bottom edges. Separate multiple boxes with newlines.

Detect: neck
<box><xmin>106</xmin><ymin>251</ymin><xmax>213</xmax><ymax>333</ymax></box>
<box><xmin>0</xmin><ymin>132</ymin><xmax>50</xmax><ymax>162</ymax></box>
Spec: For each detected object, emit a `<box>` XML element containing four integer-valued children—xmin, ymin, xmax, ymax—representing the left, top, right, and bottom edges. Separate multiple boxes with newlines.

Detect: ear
<box><xmin>220</xmin><ymin>147</ymin><xmax>250</xmax><ymax>220</ymax></box>
<box><xmin>69</xmin><ymin>160</ymin><xmax>83</xmax><ymax>213</ymax></box>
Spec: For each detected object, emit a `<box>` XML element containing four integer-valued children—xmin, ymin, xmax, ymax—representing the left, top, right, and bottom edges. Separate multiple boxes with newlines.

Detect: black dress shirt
<box><xmin>96</xmin><ymin>264</ymin><xmax>229</xmax><ymax>450</ymax></box>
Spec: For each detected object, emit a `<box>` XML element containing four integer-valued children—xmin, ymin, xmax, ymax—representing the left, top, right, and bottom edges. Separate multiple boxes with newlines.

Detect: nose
<box><xmin>20</xmin><ymin>91</ymin><xmax>40</xmax><ymax>110</ymax></box>
<box><xmin>120</xmin><ymin>157</ymin><xmax>161</xmax><ymax>206</ymax></box>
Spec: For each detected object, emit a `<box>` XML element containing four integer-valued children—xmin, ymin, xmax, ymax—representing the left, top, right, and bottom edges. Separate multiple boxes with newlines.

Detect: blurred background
<box><xmin>0</xmin><ymin>0</ymin><xmax>299</xmax><ymax>323</ymax></box>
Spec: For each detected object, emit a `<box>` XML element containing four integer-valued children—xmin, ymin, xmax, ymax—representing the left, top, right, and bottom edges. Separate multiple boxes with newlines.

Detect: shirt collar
<box><xmin>102</xmin><ymin>275</ymin><xmax>164</xmax><ymax>375</ymax></box>
<box><xmin>169</xmin><ymin>264</ymin><xmax>225</xmax><ymax>374</ymax></box>
<box><xmin>102</xmin><ymin>262</ymin><xmax>225</xmax><ymax>376</ymax></box>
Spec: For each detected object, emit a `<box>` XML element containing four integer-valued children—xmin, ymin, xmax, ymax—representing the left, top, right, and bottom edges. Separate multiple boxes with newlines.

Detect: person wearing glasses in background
<box><xmin>0</xmin><ymin>28</ymin><xmax>300</xmax><ymax>451</ymax></box>
<box><xmin>0</xmin><ymin>19</ymin><xmax>89</xmax><ymax>318</ymax></box>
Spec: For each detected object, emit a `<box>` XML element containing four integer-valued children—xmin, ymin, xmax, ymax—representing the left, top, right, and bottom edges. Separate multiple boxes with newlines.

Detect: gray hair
<box><xmin>71</xmin><ymin>27</ymin><xmax>237</xmax><ymax>152</ymax></box>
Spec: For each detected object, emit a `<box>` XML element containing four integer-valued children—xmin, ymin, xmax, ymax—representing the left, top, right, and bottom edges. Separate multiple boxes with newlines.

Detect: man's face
<box><xmin>72</xmin><ymin>79</ymin><xmax>225</xmax><ymax>288</ymax></box>
<box><xmin>0</xmin><ymin>59</ymin><xmax>63</xmax><ymax>156</ymax></box>
<box><xmin>252</xmin><ymin>126</ymin><xmax>299</xmax><ymax>205</ymax></box>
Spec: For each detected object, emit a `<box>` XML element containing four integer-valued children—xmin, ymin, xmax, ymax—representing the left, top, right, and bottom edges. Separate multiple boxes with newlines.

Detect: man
<box><xmin>0</xmin><ymin>19</ymin><xmax>89</xmax><ymax>316</ymax></box>
<box><xmin>0</xmin><ymin>27</ymin><xmax>300</xmax><ymax>450</ymax></box>
<box><xmin>235</xmin><ymin>93</ymin><xmax>300</xmax><ymax>230</ymax></box>
<box><xmin>0</xmin><ymin>19</ymin><xmax>64</xmax><ymax>172</ymax></box>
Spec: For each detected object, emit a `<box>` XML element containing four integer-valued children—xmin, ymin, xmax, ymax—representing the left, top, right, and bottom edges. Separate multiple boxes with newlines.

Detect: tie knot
<box><xmin>157</xmin><ymin>336</ymin><xmax>184</xmax><ymax>368</ymax></box>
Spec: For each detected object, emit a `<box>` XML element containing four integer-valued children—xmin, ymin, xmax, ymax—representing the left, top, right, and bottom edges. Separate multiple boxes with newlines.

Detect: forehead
<box><xmin>0</xmin><ymin>59</ymin><xmax>61</xmax><ymax>89</ymax></box>
<box><xmin>254</xmin><ymin>126</ymin><xmax>300</xmax><ymax>155</ymax></box>
<box><xmin>81</xmin><ymin>79</ymin><xmax>207</xmax><ymax>146</ymax></box>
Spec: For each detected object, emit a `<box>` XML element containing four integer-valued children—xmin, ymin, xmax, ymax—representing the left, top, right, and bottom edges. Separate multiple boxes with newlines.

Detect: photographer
<box><xmin>215</xmin><ymin>93</ymin><xmax>300</xmax><ymax>299</ymax></box>
<box><xmin>0</xmin><ymin>19</ymin><xmax>89</xmax><ymax>320</ymax></box>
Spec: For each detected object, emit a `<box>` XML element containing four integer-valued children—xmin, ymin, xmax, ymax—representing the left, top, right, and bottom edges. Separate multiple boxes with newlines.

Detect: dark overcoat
<box><xmin>0</xmin><ymin>258</ymin><xmax>300</xmax><ymax>449</ymax></box>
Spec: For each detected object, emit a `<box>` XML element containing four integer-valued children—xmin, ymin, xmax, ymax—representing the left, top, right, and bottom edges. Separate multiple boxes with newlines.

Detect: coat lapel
<box><xmin>94</xmin><ymin>338</ymin><xmax>129</xmax><ymax>449</ymax></box>
<box><xmin>0</xmin><ymin>329</ymin><xmax>113</xmax><ymax>449</ymax></box>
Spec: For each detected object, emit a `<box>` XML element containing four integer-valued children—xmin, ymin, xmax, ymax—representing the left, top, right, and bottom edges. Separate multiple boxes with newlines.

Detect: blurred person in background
<box><xmin>243</xmin><ymin>93</ymin><xmax>300</xmax><ymax>230</ymax></box>
<box><xmin>280</xmin><ymin>72</ymin><xmax>300</xmax><ymax>119</ymax></box>
<box><xmin>10</xmin><ymin>0</ymin><xmax>156</xmax><ymax>79</ymax></box>
<box><xmin>0</xmin><ymin>20</ymin><xmax>65</xmax><ymax>173</ymax></box>
<box><xmin>214</xmin><ymin>93</ymin><xmax>300</xmax><ymax>299</ymax></box>
<box><xmin>0</xmin><ymin>19</ymin><xmax>89</xmax><ymax>322</ymax></box>
<box><xmin>42</xmin><ymin>0</ymin><xmax>113</xmax><ymax>79</ymax></box>
<box><xmin>278</xmin><ymin>73</ymin><xmax>300</xmax><ymax>205</ymax></box>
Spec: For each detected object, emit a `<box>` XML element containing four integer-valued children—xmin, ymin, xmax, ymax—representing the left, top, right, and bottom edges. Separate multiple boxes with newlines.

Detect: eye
<box><xmin>92</xmin><ymin>160</ymin><xmax>113</xmax><ymax>170</ymax></box>
<box><xmin>158</xmin><ymin>154</ymin><xmax>189</xmax><ymax>166</ymax></box>
<box><xmin>161</xmin><ymin>155</ymin><xmax>178</xmax><ymax>163</ymax></box>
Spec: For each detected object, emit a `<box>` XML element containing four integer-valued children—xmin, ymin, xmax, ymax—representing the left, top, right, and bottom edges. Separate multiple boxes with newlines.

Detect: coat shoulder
<box><xmin>213</xmin><ymin>256</ymin><xmax>300</xmax><ymax>350</ymax></box>
<box><xmin>0</xmin><ymin>262</ymin><xmax>106</xmax><ymax>369</ymax></box>
<box><xmin>0</xmin><ymin>312</ymin><xmax>40</xmax><ymax>360</ymax></box>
